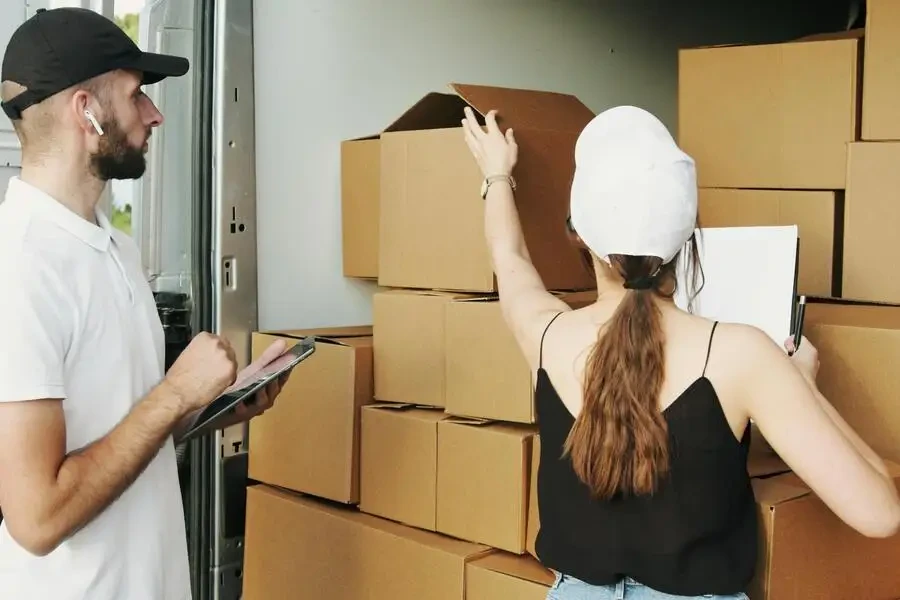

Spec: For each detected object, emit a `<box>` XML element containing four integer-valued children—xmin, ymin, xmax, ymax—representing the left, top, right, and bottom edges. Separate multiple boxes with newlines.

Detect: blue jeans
<box><xmin>546</xmin><ymin>572</ymin><xmax>750</xmax><ymax>600</ymax></box>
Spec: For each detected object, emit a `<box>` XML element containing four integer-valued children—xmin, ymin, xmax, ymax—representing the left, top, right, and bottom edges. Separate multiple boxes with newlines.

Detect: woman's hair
<box><xmin>563</xmin><ymin>218</ymin><xmax>704</xmax><ymax>500</ymax></box>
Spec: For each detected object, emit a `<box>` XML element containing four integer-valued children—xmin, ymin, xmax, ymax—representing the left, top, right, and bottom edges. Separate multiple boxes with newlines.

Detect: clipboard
<box><xmin>674</xmin><ymin>225</ymin><xmax>800</xmax><ymax>344</ymax></box>
<box><xmin>178</xmin><ymin>336</ymin><xmax>316</xmax><ymax>442</ymax></box>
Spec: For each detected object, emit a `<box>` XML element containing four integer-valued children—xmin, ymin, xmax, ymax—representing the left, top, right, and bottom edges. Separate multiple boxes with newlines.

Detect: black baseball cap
<box><xmin>1</xmin><ymin>7</ymin><xmax>189</xmax><ymax>120</ymax></box>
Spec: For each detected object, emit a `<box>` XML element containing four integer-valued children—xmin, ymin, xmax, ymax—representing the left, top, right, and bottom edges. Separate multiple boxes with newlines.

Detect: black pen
<box><xmin>790</xmin><ymin>295</ymin><xmax>807</xmax><ymax>356</ymax></box>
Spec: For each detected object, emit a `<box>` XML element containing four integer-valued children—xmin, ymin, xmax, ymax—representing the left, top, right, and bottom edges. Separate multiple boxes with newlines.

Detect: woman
<box><xmin>461</xmin><ymin>104</ymin><xmax>900</xmax><ymax>600</ymax></box>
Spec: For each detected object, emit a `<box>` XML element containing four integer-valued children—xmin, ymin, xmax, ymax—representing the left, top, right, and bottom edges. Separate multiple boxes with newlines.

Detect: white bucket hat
<box><xmin>568</xmin><ymin>105</ymin><xmax>697</xmax><ymax>265</ymax></box>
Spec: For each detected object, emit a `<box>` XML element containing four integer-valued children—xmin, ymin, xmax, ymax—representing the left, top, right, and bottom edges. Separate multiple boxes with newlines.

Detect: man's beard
<box><xmin>89</xmin><ymin>118</ymin><xmax>148</xmax><ymax>181</ymax></box>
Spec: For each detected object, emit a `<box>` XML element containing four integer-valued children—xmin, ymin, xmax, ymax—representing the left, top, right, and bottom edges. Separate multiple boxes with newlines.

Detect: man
<box><xmin>0</xmin><ymin>8</ymin><xmax>287</xmax><ymax>599</ymax></box>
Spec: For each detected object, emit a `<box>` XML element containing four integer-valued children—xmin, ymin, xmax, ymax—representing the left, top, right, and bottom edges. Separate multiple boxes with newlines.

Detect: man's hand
<box><xmin>164</xmin><ymin>332</ymin><xmax>239</xmax><ymax>414</ymax></box>
<box><xmin>176</xmin><ymin>339</ymin><xmax>293</xmax><ymax>436</ymax></box>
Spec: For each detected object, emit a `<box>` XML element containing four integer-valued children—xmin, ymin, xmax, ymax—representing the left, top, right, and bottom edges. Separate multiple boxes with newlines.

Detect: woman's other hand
<box><xmin>784</xmin><ymin>335</ymin><xmax>820</xmax><ymax>383</ymax></box>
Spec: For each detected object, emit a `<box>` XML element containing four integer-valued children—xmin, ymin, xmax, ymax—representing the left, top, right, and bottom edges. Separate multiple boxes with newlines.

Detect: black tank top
<box><xmin>534</xmin><ymin>315</ymin><xmax>758</xmax><ymax>596</ymax></box>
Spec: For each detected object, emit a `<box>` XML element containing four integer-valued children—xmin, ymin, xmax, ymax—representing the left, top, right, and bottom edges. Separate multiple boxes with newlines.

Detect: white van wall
<box><xmin>253</xmin><ymin>0</ymin><xmax>852</xmax><ymax>331</ymax></box>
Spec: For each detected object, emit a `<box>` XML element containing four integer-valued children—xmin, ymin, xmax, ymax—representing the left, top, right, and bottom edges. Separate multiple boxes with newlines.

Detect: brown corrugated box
<box><xmin>377</xmin><ymin>83</ymin><xmax>596</xmax><ymax>292</ymax></box>
<box><xmin>749</xmin><ymin>462</ymin><xmax>900</xmax><ymax>600</ymax></box>
<box><xmin>373</xmin><ymin>289</ymin><xmax>479</xmax><ymax>407</ymax></box>
<box><xmin>248</xmin><ymin>327</ymin><xmax>373</xmax><ymax>503</ymax></box>
<box><xmin>445</xmin><ymin>290</ymin><xmax>596</xmax><ymax>424</ymax></box>
<box><xmin>678</xmin><ymin>32</ymin><xmax>862</xmax><ymax>189</ymax></box>
<box><xmin>359</xmin><ymin>404</ymin><xmax>445</xmax><ymax>531</ymax></box>
<box><xmin>358</xmin><ymin>403</ymin><xmax>537</xmax><ymax>554</ymax></box>
<box><xmin>466</xmin><ymin>552</ymin><xmax>554</xmax><ymax>600</ymax></box>
<box><xmin>697</xmin><ymin>189</ymin><xmax>843</xmax><ymax>298</ymax></box>
<box><xmin>341</xmin><ymin>138</ymin><xmax>380</xmax><ymax>278</ymax></box>
<box><xmin>242</xmin><ymin>484</ymin><xmax>491</xmax><ymax>600</ymax></box>
<box><xmin>805</xmin><ymin>300</ymin><xmax>900</xmax><ymax>463</ymax></box>
<box><xmin>436</xmin><ymin>418</ymin><xmax>537</xmax><ymax>554</ymax></box>
<box><xmin>445</xmin><ymin>296</ymin><xmax>533</xmax><ymax>423</ymax></box>
<box><xmin>862</xmin><ymin>0</ymin><xmax>900</xmax><ymax>140</ymax></box>
<box><xmin>843</xmin><ymin>142</ymin><xmax>900</xmax><ymax>305</ymax></box>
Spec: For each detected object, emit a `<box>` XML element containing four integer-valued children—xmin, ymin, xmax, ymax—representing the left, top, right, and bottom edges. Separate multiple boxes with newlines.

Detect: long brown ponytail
<box><xmin>563</xmin><ymin>236</ymin><xmax>703</xmax><ymax>500</ymax></box>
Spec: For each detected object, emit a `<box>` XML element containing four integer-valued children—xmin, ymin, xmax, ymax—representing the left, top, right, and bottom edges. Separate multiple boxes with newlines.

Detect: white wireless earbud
<box><xmin>84</xmin><ymin>109</ymin><xmax>104</xmax><ymax>136</ymax></box>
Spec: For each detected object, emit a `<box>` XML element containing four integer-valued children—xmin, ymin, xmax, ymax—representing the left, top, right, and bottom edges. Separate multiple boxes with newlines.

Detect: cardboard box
<box><xmin>863</xmin><ymin>0</ymin><xmax>900</xmax><ymax>140</ymax></box>
<box><xmin>445</xmin><ymin>296</ymin><xmax>532</xmax><ymax>423</ymax></box>
<box><xmin>466</xmin><ymin>552</ymin><xmax>554</xmax><ymax>600</ymax></box>
<box><xmin>748</xmin><ymin>462</ymin><xmax>900</xmax><ymax>600</ymax></box>
<box><xmin>843</xmin><ymin>142</ymin><xmax>900</xmax><ymax>304</ymax></box>
<box><xmin>243</xmin><ymin>484</ymin><xmax>491</xmax><ymax>600</ymax></box>
<box><xmin>444</xmin><ymin>290</ymin><xmax>595</xmax><ymax>423</ymax></box>
<box><xmin>436</xmin><ymin>418</ymin><xmax>537</xmax><ymax>554</ymax></box>
<box><xmin>359</xmin><ymin>404</ymin><xmax>445</xmax><ymax>531</ymax></box>
<box><xmin>341</xmin><ymin>138</ymin><xmax>380</xmax><ymax>278</ymax></box>
<box><xmin>679</xmin><ymin>33</ymin><xmax>862</xmax><ymax>189</ymax></box>
<box><xmin>373</xmin><ymin>289</ymin><xmax>479</xmax><ymax>406</ymax></box>
<box><xmin>378</xmin><ymin>83</ymin><xmax>596</xmax><ymax>292</ymax></box>
<box><xmin>804</xmin><ymin>300</ymin><xmax>900</xmax><ymax>463</ymax></box>
<box><xmin>698</xmin><ymin>189</ymin><xmax>842</xmax><ymax>297</ymax></box>
<box><xmin>248</xmin><ymin>327</ymin><xmax>373</xmax><ymax>503</ymax></box>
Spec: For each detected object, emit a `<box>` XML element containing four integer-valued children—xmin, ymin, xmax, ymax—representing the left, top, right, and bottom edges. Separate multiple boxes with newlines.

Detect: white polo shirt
<box><xmin>0</xmin><ymin>177</ymin><xmax>191</xmax><ymax>600</ymax></box>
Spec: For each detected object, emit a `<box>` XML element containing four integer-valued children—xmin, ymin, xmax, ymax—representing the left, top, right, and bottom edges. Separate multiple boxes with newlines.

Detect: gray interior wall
<box><xmin>0</xmin><ymin>167</ymin><xmax>19</xmax><ymax>200</ymax></box>
<box><xmin>253</xmin><ymin>0</ymin><xmax>853</xmax><ymax>331</ymax></box>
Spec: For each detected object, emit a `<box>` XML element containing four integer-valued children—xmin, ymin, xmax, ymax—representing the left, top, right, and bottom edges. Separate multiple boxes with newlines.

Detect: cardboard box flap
<box><xmin>470</xmin><ymin>551</ymin><xmax>556</xmax><ymax>586</ymax></box>
<box><xmin>256</xmin><ymin>485</ymin><xmax>490</xmax><ymax>558</ymax></box>
<box><xmin>364</xmin><ymin>403</ymin><xmax>446</xmax><ymax>423</ymax></box>
<box><xmin>747</xmin><ymin>451</ymin><xmax>791</xmax><ymax>479</ymax></box>
<box><xmin>794</xmin><ymin>28</ymin><xmax>864</xmax><ymax>42</ymax></box>
<box><xmin>806</xmin><ymin>295</ymin><xmax>900</xmax><ymax>308</ymax></box>
<box><xmin>442</xmin><ymin>419</ymin><xmax>537</xmax><ymax>441</ymax></box>
<box><xmin>807</xmin><ymin>301</ymin><xmax>900</xmax><ymax>330</ymax></box>
<box><xmin>382</xmin><ymin>288</ymin><xmax>481</xmax><ymax>300</ymax></box>
<box><xmin>384</xmin><ymin>92</ymin><xmax>474</xmax><ymax>133</ymax></box>
<box><xmin>684</xmin><ymin>28</ymin><xmax>864</xmax><ymax>51</ymax></box>
<box><xmin>264</xmin><ymin>326</ymin><xmax>373</xmax><ymax>340</ymax></box>
<box><xmin>751</xmin><ymin>476</ymin><xmax>811</xmax><ymax>508</ymax></box>
<box><xmin>450</xmin><ymin>83</ymin><xmax>595</xmax><ymax>133</ymax></box>
<box><xmin>443</xmin><ymin>415</ymin><xmax>492</xmax><ymax>426</ymax></box>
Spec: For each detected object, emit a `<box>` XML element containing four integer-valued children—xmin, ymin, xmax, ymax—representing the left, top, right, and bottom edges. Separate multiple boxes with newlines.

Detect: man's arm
<box><xmin>0</xmin><ymin>382</ymin><xmax>187</xmax><ymax>556</ymax></box>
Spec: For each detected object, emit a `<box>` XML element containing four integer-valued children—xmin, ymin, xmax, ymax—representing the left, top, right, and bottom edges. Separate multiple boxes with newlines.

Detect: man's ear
<box><xmin>69</xmin><ymin>90</ymin><xmax>99</xmax><ymax>135</ymax></box>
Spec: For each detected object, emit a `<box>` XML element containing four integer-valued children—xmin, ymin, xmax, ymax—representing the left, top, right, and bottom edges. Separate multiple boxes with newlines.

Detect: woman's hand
<box><xmin>462</xmin><ymin>106</ymin><xmax>518</xmax><ymax>178</ymax></box>
<box><xmin>784</xmin><ymin>335</ymin><xmax>820</xmax><ymax>384</ymax></box>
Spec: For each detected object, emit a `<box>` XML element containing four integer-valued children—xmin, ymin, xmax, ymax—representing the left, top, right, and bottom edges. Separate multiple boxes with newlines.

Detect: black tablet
<box><xmin>178</xmin><ymin>336</ymin><xmax>316</xmax><ymax>442</ymax></box>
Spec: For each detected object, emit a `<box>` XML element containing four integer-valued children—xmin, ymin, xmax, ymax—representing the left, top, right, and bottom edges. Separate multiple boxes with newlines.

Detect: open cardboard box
<box><xmin>376</xmin><ymin>83</ymin><xmax>596</xmax><ymax>292</ymax></box>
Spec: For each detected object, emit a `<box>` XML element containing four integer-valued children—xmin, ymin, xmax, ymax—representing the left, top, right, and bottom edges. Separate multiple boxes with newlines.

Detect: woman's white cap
<box><xmin>568</xmin><ymin>105</ymin><xmax>697</xmax><ymax>264</ymax></box>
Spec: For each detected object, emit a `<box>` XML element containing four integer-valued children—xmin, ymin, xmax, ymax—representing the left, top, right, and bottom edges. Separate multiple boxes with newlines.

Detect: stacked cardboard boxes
<box><xmin>242</xmin><ymin>7</ymin><xmax>900</xmax><ymax>595</ymax></box>
<box><xmin>241</xmin><ymin>83</ymin><xmax>597</xmax><ymax>599</ymax></box>
<box><xmin>677</xmin><ymin>5</ymin><xmax>900</xmax><ymax>598</ymax></box>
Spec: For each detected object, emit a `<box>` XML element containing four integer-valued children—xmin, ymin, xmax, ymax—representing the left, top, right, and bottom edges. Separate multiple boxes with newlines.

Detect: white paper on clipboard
<box><xmin>673</xmin><ymin>225</ymin><xmax>799</xmax><ymax>344</ymax></box>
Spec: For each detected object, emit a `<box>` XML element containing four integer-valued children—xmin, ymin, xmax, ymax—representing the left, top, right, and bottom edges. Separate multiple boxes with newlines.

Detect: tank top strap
<box><xmin>539</xmin><ymin>311</ymin><xmax>565</xmax><ymax>369</ymax></box>
<box><xmin>702</xmin><ymin>321</ymin><xmax>719</xmax><ymax>377</ymax></box>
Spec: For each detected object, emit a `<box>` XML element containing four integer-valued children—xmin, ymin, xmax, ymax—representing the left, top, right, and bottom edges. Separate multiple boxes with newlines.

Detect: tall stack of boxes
<box><xmin>240</xmin><ymin>7</ymin><xmax>900</xmax><ymax>596</ymax></box>
<box><xmin>240</xmin><ymin>83</ymin><xmax>596</xmax><ymax>599</ymax></box>
<box><xmin>678</xmin><ymin>3</ymin><xmax>900</xmax><ymax>598</ymax></box>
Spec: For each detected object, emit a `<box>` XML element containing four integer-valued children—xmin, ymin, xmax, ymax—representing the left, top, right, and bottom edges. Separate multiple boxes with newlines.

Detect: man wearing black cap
<box><xmin>0</xmin><ymin>8</ymin><xmax>285</xmax><ymax>599</ymax></box>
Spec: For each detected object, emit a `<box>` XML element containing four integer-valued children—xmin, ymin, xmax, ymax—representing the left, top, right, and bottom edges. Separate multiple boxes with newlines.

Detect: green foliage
<box><xmin>111</xmin><ymin>203</ymin><xmax>132</xmax><ymax>236</ymax></box>
<box><xmin>114</xmin><ymin>13</ymin><xmax>139</xmax><ymax>44</ymax></box>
